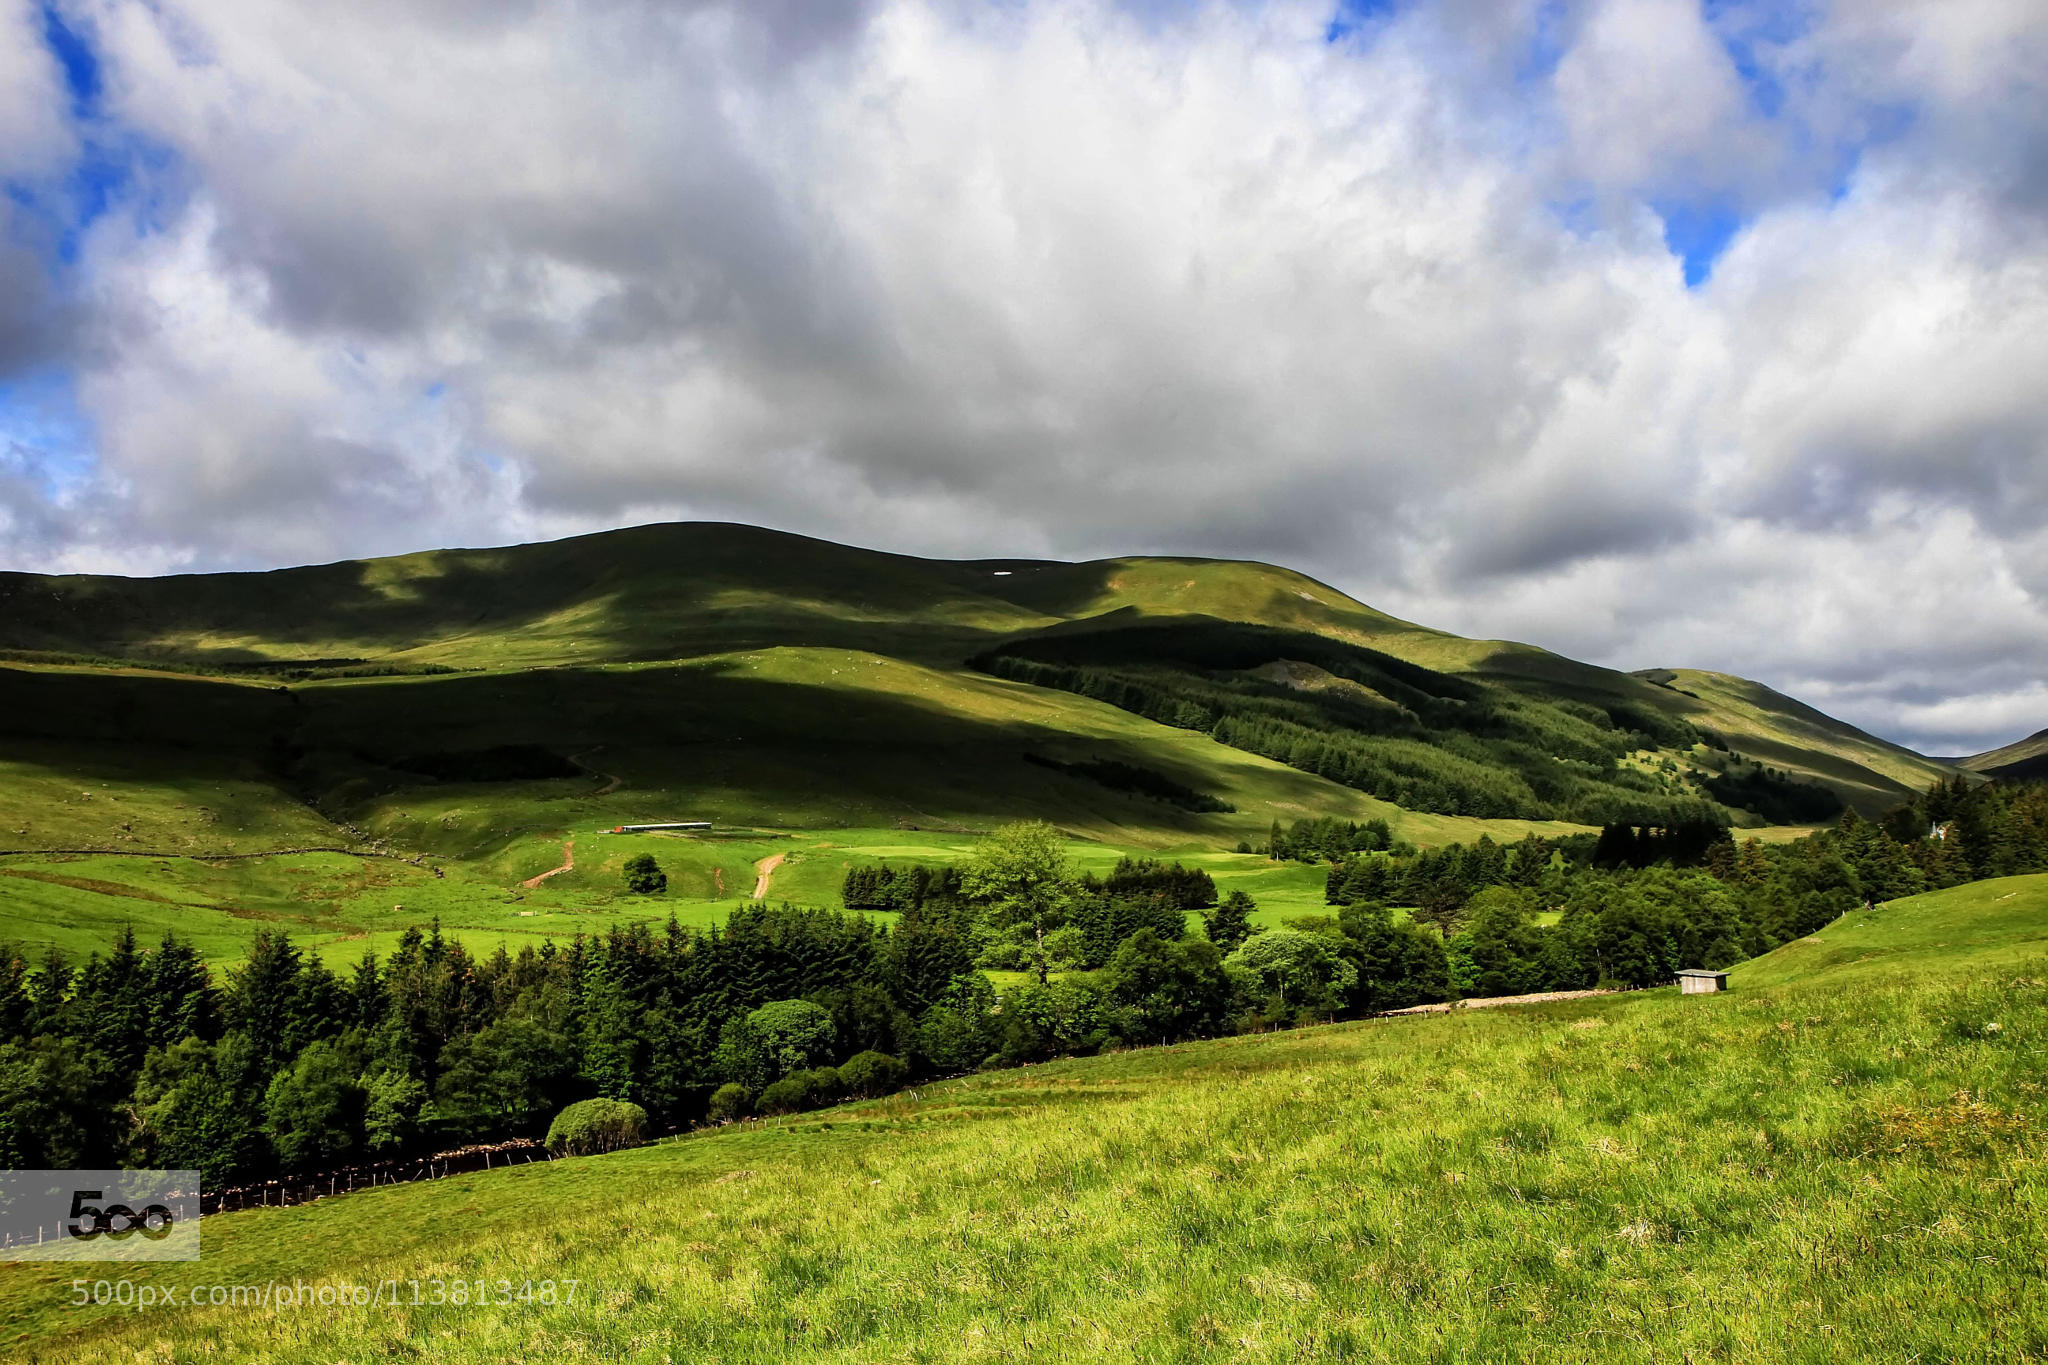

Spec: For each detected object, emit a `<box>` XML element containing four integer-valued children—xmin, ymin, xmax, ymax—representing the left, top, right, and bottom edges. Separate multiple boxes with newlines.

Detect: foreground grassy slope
<box><xmin>5</xmin><ymin>939</ymin><xmax>2041</xmax><ymax>1361</ymax></box>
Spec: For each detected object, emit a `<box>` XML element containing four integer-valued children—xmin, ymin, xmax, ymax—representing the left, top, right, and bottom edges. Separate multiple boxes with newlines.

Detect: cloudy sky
<box><xmin>1</xmin><ymin>0</ymin><xmax>2044</xmax><ymax>754</ymax></box>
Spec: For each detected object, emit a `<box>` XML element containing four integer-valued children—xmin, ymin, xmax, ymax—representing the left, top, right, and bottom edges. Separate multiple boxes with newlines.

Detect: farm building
<box><xmin>1676</xmin><ymin>968</ymin><xmax>1729</xmax><ymax>994</ymax></box>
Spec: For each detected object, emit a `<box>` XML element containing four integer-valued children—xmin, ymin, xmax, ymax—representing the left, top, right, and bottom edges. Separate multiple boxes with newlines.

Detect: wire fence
<box><xmin>0</xmin><ymin>1139</ymin><xmax>551</xmax><ymax>1249</ymax></box>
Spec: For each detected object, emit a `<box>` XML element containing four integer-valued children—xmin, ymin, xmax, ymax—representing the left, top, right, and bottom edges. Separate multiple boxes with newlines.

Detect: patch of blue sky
<box><xmin>1702</xmin><ymin>0</ymin><xmax>1819</xmax><ymax>120</ymax></box>
<box><xmin>1325</xmin><ymin>0</ymin><xmax>1395</xmax><ymax>45</ymax></box>
<box><xmin>0</xmin><ymin>371</ymin><xmax>98</xmax><ymax>498</ymax></box>
<box><xmin>1821</xmin><ymin>103</ymin><xmax>1916</xmax><ymax>204</ymax></box>
<box><xmin>1545</xmin><ymin>195</ymin><xmax>1600</xmax><ymax>238</ymax></box>
<box><xmin>1653</xmin><ymin>196</ymin><xmax>1744</xmax><ymax>288</ymax></box>
<box><xmin>41</xmin><ymin>3</ymin><xmax>102</xmax><ymax>114</ymax></box>
<box><xmin>1513</xmin><ymin>0</ymin><xmax>1570</xmax><ymax>86</ymax></box>
<box><xmin>12</xmin><ymin>5</ymin><xmax>183</xmax><ymax>266</ymax></box>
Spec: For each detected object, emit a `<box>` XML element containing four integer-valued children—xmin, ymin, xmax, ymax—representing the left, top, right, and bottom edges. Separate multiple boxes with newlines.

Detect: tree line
<box><xmin>5</xmin><ymin>778</ymin><xmax>2042</xmax><ymax>1186</ymax></box>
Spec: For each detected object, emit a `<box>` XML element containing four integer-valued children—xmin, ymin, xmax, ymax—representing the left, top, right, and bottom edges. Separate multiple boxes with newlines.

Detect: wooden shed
<box><xmin>1676</xmin><ymin>968</ymin><xmax>1729</xmax><ymax>994</ymax></box>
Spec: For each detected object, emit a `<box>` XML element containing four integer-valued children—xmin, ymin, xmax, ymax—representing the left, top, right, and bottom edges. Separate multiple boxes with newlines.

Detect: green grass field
<box><xmin>1736</xmin><ymin>875</ymin><xmax>2048</xmax><ymax>987</ymax></box>
<box><xmin>0</xmin><ymin>827</ymin><xmax>1353</xmax><ymax>966</ymax></box>
<box><xmin>5</xmin><ymin>878</ymin><xmax>2042</xmax><ymax>1362</ymax></box>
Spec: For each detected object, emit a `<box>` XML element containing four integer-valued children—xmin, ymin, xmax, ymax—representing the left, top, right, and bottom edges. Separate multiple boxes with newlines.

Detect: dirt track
<box><xmin>1382</xmin><ymin>988</ymin><xmax>1612</xmax><ymax>1016</ymax></box>
<box><xmin>521</xmin><ymin>838</ymin><xmax>574</xmax><ymax>889</ymax></box>
<box><xmin>752</xmin><ymin>853</ymin><xmax>785</xmax><ymax>900</ymax></box>
<box><xmin>569</xmin><ymin>751</ymin><xmax>622</xmax><ymax>796</ymax></box>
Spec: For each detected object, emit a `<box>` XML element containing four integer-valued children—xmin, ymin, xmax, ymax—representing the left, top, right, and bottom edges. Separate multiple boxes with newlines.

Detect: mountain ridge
<box><xmin>1953</xmin><ymin>727</ymin><xmax>2048</xmax><ymax>783</ymax></box>
<box><xmin>0</xmin><ymin>520</ymin><xmax>1959</xmax><ymax>844</ymax></box>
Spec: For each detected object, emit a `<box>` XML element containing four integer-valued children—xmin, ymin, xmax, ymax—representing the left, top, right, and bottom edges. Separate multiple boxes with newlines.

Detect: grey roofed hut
<box><xmin>1676</xmin><ymin>969</ymin><xmax>1729</xmax><ymax>994</ymax></box>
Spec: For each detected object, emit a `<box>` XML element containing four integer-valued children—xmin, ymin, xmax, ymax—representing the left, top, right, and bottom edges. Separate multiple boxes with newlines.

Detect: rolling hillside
<box><xmin>1631</xmin><ymin>667</ymin><xmax>1955</xmax><ymax>810</ymax></box>
<box><xmin>1734</xmin><ymin>873</ymin><xmax>2048</xmax><ymax>987</ymax></box>
<box><xmin>1957</xmin><ymin>727</ymin><xmax>2048</xmax><ymax>783</ymax></box>
<box><xmin>0</xmin><ymin>522</ymin><xmax>1959</xmax><ymax>879</ymax></box>
<box><xmin>6</xmin><ymin>875</ymin><xmax>2041</xmax><ymax>1362</ymax></box>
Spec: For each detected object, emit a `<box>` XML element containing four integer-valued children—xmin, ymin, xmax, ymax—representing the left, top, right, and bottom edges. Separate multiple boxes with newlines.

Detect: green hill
<box><xmin>1735</xmin><ymin>874</ymin><xmax>2048</xmax><ymax>987</ymax></box>
<box><xmin>1957</xmin><ymin>728</ymin><xmax>2048</xmax><ymax>783</ymax></box>
<box><xmin>1632</xmin><ymin>667</ymin><xmax>1954</xmax><ymax>811</ymax></box>
<box><xmin>0</xmin><ymin>522</ymin><xmax>1954</xmax><ymax>885</ymax></box>
<box><xmin>6</xmin><ymin>895</ymin><xmax>2040</xmax><ymax>1362</ymax></box>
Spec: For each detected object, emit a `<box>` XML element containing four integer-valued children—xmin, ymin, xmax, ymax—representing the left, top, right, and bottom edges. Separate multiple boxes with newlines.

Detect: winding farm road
<box><xmin>521</xmin><ymin>838</ymin><xmax>575</xmax><ymax>889</ymax></box>
<box><xmin>752</xmin><ymin>853</ymin><xmax>785</xmax><ymax>900</ymax></box>
<box><xmin>567</xmin><ymin>750</ymin><xmax>622</xmax><ymax>796</ymax></box>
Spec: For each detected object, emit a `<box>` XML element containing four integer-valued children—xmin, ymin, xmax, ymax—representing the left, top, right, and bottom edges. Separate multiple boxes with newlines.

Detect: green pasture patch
<box><xmin>1737</xmin><ymin>873</ymin><xmax>2048</xmax><ymax>988</ymax></box>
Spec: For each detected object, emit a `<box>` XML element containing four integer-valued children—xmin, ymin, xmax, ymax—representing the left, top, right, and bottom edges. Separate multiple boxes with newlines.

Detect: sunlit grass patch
<box><xmin>4</xmin><ymin>954</ymin><xmax>2044</xmax><ymax>1362</ymax></box>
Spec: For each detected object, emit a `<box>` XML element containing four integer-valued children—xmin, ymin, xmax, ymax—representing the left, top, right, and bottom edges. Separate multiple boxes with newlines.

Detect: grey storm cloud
<box><xmin>1</xmin><ymin>0</ymin><xmax>2046</xmax><ymax>754</ymax></box>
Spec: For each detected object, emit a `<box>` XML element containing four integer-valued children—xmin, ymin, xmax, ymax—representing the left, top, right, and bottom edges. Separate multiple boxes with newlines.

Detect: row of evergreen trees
<box><xmin>1254</xmin><ymin>815</ymin><xmax>1397</xmax><ymax>862</ymax></box>
<box><xmin>1081</xmin><ymin>856</ymin><xmax>1218</xmax><ymax>909</ymax></box>
<box><xmin>840</xmin><ymin>863</ymin><xmax>965</xmax><ymax>911</ymax></box>
<box><xmin>0</xmin><ymin>906</ymin><xmax>985</xmax><ymax>1185</ymax></box>
<box><xmin>847</xmin><ymin>856</ymin><xmax>1219</xmax><ymax>914</ymax></box>
<box><xmin>7</xmin><ymin>780</ymin><xmax>2041</xmax><ymax>1189</ymax></box>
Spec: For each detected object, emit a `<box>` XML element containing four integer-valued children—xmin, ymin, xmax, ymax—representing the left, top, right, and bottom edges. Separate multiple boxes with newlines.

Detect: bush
<box><xmin>758</xmin><ymin>1067</ymin><xmax>844</xmax><ymax>1116</ymax></box>
<box><xmin>544</xmin><ymin>1097</ymin><xmax>648</xmax><ymax>1156</ymax></box>
<box><xmin>914</xmin><ymin>975</ymin><xmax>999</xmax><ymax>1075</ymax></box>
<box><xmin>839</xmin><ymin>1050</ymin><xmax>910</xmax><ymax>1098</ymax></box>
<box><xmin>622</xmin><ymin>853</ymin><xmax>667</xmax><ymax>894</ymax></box>
<box><xmin>706</xmin><ymin>1082</ymin><xmax>753</xmax><ymax>1123</ymax></box>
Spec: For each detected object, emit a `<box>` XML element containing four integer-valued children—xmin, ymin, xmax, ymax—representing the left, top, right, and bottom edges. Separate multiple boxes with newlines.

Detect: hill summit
<box><xmin>0</xmin><ymin>521</ymin><xmax>1959</xmax><ymax>855</ymax></box>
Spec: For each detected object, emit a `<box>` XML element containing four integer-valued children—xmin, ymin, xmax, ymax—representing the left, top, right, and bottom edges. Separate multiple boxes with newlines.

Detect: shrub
<box><xmin>915</xmin><ymin>975</ymin><xmax>1000</xmax><ymax>1075</ymax></box>
<box><xmin>758</xmin><ymin>1067</ymin><xmax>844</xmax><ymax>1116</ymax></box>
<box><xmin>544</xmin><ymin>1097</ymin><xmax>648</xmax><ymax>1156</ymax></box>
<box><xmin>806</xmin><ymin>1066</ymin><xmax>846</xmax><ymax>1106</ymax></box>
<box><xmin>757</xmin><ymin>1076</ymin><xmax>805</xmax><ymax>1115</ymax></box>
<box><xmin>839</xmin><ymin>1050</ymin><xmax>909</xmax><ymax>1098</ymax></box>
<box><xmin>1203</xmin><ymin>890</ymin><xmax>1258</xmax><ymax>951</ymax></box>
<box><xmin>706</xmin><ymin>1083</ymin><xmax>753</xmax><ymax>1123</ymax></box>
<box><xmin>263</xmin><ymin>1041</ymin><xmax>366</xmax><ymax>1173</ymax></box>
<box><xmin>622</xmin><ymin>853</ymin><xmax>667</xmax><ymax>894</ymax></box>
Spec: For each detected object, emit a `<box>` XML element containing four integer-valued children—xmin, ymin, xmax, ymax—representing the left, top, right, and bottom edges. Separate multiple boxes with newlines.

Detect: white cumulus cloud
<box><xmin>0</xmin><ymin>0</ymin><xmax>2043</xmax><ymax>753</ymax></box>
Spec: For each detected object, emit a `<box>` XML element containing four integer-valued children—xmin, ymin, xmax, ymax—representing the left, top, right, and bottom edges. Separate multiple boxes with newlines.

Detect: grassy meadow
<box><xmin>2</xmin><ymin>877</ymin><xmax>2042</xmax><ymax>1362</ymax></box>
<box><xmin>0</xmin><ymin>638</ymin><xmax>1584</xmax><ymax>965</ymax></box>
<box><xmin>1736</xmin><ymin>875</ymin><xmax>2048</xmax><ymax>988</ymax></box>
<box><xmin>0</xmin><ymin>826</ymin><xmax>1353</xmax><ymax>967</ymax></box>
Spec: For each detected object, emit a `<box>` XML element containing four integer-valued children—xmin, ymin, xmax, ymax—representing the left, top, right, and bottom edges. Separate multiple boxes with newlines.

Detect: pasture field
<box><xmin>2</xmin><ymin>884</ymin><xmax>2041</xmax><ymax>1362</ymax></box>
<box><xmin>1736</xmin><ymin>874</ymin><xmax>2048</xmax><ymax>987</ymax></box>
<box><xmin>0</xmin><ymin>827</ymin><xmax>1345</xmax><ymax>965</ymax></box>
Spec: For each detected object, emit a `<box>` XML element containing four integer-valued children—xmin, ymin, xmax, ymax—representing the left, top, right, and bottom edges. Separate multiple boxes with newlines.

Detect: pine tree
<box><xmin>143</xmin><ymin>932</ymin><xmax>220</xmax><ymax>1049</ymax></box>
<box><xmin>1203</xmin><ymin>891</ymin><xmax>1257</xmax><ymax>952</ymax></box>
